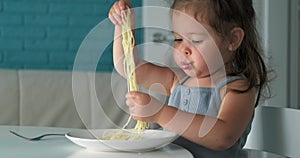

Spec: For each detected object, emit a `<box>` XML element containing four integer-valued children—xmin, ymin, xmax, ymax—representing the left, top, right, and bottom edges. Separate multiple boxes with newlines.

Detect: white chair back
<box><xmin>244</xmin><ymin>106</ymin><xmax>300</xmax><ymax>158</ymax></box>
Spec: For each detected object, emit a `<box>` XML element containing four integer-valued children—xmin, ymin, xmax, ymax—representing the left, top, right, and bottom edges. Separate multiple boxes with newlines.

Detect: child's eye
<box><xmin>174</xmin><ymin>39</ymin><xmax>183</xmax><ymax>42</ymax></box>
<box><xmin>191</xmin><ymin>40</ymin><xmax>202</xmax><ymax>44</ymax></box>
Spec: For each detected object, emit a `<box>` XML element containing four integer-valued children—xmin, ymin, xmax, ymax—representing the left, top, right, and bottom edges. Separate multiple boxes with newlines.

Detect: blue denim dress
<box><xmin>168</xmin><ymin>76</ymin><xmax>253</xmax><ymax>158</ymax></box>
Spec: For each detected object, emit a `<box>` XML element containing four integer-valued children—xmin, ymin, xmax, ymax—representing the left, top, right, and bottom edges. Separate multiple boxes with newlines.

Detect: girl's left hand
<box><xmin>125</xmin><ymin>91</ymin><xmax>164</xmax><ymax>123</ymax></box>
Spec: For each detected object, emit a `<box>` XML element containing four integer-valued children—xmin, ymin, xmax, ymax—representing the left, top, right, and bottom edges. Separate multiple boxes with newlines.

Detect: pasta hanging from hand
<box><xmin>121</xmin><ymin>7</ymin><xmax>149</xmax><ymax>133</ymax></box>
<box><xmin>98</xmin><ymin>8</ymin><xmax>149</xmax><ymax>141</ymax></box>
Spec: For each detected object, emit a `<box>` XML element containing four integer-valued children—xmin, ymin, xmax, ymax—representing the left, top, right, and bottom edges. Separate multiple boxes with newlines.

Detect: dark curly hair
<box><xmin>171</xmin><ymin>0</ymin><xmax>272</xmax><ymax>106</ymax></box>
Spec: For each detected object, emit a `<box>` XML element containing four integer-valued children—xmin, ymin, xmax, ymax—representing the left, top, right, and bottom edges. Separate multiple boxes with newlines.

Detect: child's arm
<box><xmin>109</xmin><ymin>0</ymin><xmax>135</xmax><ymax>77</ymax></box>
<box><xmin>127</xmin><ymin>81</ymin><xmax>256</xmax><ymax>150</ymax></box>
<box><xmin>109</xmin><ymin>0</ymin><xmax>182</xmax><ymax>95</ymax></box>
<box><xmin>163</xmin><ymin>83</ymin><xmax>256</xmax><ymax>150</ymax></box>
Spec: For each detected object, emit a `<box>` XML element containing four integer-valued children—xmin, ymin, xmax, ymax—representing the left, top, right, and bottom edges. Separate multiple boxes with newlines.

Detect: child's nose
<box><xmin>178</xmin><ymin>44</ymin><xmax>192</xmax><ymax>56</ymax></box>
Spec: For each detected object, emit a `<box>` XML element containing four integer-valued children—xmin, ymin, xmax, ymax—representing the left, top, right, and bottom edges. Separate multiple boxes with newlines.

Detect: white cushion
<box><xmin>0</xmin><ymin>69</ymin><xmax>133</xmax><ymax>129</ymax></box>
<box><xmin>0</xmin><ymin>70</ymin><xmax>19</xmax><ymax>125</ymax></box>
<box><xmin>18</xmin><ymin>70</ymin><xmax>85</xmax><ymax>128</ymax></box>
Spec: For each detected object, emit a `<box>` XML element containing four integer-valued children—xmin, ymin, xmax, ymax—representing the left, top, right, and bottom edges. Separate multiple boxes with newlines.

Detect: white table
<box><xmin>0</xmin><ymin>126</ymin><xmax>289</xmax><ymax>158</ymax></box>
<box><xmin>0</xmin><ymin>126</ymin><xmax>193</xmax><ymax>158</ymax></box>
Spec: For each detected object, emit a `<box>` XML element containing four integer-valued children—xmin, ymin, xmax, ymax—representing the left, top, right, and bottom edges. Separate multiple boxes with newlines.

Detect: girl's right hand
<box><xmin>108</xmin><ymin>0</ymin><xmax>133</xmax><ymax>26</ymax></box>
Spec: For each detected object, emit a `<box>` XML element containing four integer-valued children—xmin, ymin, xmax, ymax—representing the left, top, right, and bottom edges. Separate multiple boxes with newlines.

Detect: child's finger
<box><xmin>113</xmin><ymin>2</ymin><xmax>121</xmax><ymax>15</ymax></box>
<box><xmin>113</xmin><ymin>13</ymin><xmax>122</xmax><ymax>25</ymax></box>
<box><xmin>109</xmin><ymin>7</ymin><xmax>123</xmax><ymax>25</ymax></box>
<box><xmin>123</xmin><ymin>0</ymin><xmax>133</xmax><ymax>8</ymax></box>
<box><xmin>118</xmin><ymin>0</ymin><xmax>127</xmax><ymax>10</ymax></box>
<box><xmin>108</xmin><ymin>2</ymin><xmax>120</xmax><ymax>25</ymax></box>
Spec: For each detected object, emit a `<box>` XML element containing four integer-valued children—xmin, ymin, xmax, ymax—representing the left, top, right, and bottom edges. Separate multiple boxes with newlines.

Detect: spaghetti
<box><xmin>98</xmin><ymin>7</ymin><xmax>148</xmax><ymax>141</ymax></box>
<box><xmin>121</xmin><ymin>7</ymin><xmax>149</xmax><ymax>134</ymax></box>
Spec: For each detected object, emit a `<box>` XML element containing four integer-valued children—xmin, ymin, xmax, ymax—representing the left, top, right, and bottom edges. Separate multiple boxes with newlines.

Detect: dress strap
<box><xmin>179</xmin><ymin>76</ymin><xmax>190</xmax><ymax>85</ymax></box>
<box><xmin>179</xmin><ymin>76</ymin><xmax>242</xmax><ymax>87</ymax></box>
<box><xmin>209</xmin><ymin>76</ymin><xmax>244</xmax><ymax>113</ymax></box>
<box><xmin>215</xmin><ymin>76</ymin><xmax>243</xmax><ymax>90</ymax></box>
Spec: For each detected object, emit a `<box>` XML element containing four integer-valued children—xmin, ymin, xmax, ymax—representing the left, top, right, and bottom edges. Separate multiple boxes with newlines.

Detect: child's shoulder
<box><xmin>225</xmin><ymin>76</ymin><xmax>251</xmax><ymax>92</ymax></box>
<box><xmin>219</xmin><ymin>76</ymin><xmax>255</xmax><ymax>99</ymax></box>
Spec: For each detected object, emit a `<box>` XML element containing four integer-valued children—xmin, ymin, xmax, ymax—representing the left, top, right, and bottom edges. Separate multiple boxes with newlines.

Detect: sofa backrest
<box><xmin>0</xmin><ymin>69</ymin><xmax>130</xmax><ymax>129</ymax></box>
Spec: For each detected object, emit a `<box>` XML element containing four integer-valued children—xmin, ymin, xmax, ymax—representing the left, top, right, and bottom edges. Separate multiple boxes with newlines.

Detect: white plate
<box><xmin>65</xmin><ymin>129</ymin><xmax>177</xmax><ymax>152</ymax></box>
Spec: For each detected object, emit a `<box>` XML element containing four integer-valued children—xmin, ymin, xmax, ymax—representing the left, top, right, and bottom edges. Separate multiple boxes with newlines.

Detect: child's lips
<box><xmin>180</xmin><ymin>62</ymin><xmax>192</xmax><ymax>70</ymax></box>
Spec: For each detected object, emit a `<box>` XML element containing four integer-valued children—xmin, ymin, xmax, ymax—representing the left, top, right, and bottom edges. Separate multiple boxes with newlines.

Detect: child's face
<box><xmin>171</xmin><ymin>10</ymin><xmax>230</xmax><ymax>79</ymax></box>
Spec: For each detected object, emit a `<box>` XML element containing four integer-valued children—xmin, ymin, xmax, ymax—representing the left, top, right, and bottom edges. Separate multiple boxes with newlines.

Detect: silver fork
<box><xmin>10</xmin><ymin>130</ymin><xmax>65</xmax><ymax>141</ymax></box>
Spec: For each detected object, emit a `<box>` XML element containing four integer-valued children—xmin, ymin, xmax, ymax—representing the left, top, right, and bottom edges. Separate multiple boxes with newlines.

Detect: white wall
<box><xmin>290</xmin><ymin>0</ymin><xmax>300</xmax><ymax>108</ymax></box>
<box><xmin>266</xmin><ymin>0</ymin><xmax>289</xmax><ymax>107</ymax></box>
<box><xmin>141</xmin><ymin>0</ymin><xmax>175</xmax><ymax>67</ymax></box>
<box><xmin>257</xmin><ymin>0</ymin><xmax>299</xmax><ymax>108</ymax></box>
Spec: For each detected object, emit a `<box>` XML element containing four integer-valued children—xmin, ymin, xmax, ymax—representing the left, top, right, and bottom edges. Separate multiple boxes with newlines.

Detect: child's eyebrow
<box><xmin>171</xmin><ymin>31</ymin><xmax>181</xmax><ymax>36</ymax></box>
<box><xmin>187</xmin><ymin>32</ymin><xmax>206</xmax><ymax>36</ymax></box>
<box><xmin>171</xmin><ymin>31</ymin><xmax>206</xmax><ymax>36</ymax></box>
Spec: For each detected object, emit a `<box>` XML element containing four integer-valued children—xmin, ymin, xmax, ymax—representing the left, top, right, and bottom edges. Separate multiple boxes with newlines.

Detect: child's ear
<box><xmin>228</xmin><ymin>27</ymin><xmax>245</xmax><ymax>51</ymax></box>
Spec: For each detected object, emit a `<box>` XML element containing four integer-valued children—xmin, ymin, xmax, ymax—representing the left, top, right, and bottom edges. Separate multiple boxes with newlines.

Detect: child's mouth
<box><xmin>180</xmin><ymin>62</ymin><xmax>192</xmax><ymax>70</ymax></box>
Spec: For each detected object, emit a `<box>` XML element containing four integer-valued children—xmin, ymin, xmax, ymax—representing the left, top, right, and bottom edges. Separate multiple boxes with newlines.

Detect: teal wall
<box><xmin>0</xmin><ymin>0</ymin><xmax>142</xmax><ymax>71</ymax></box>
